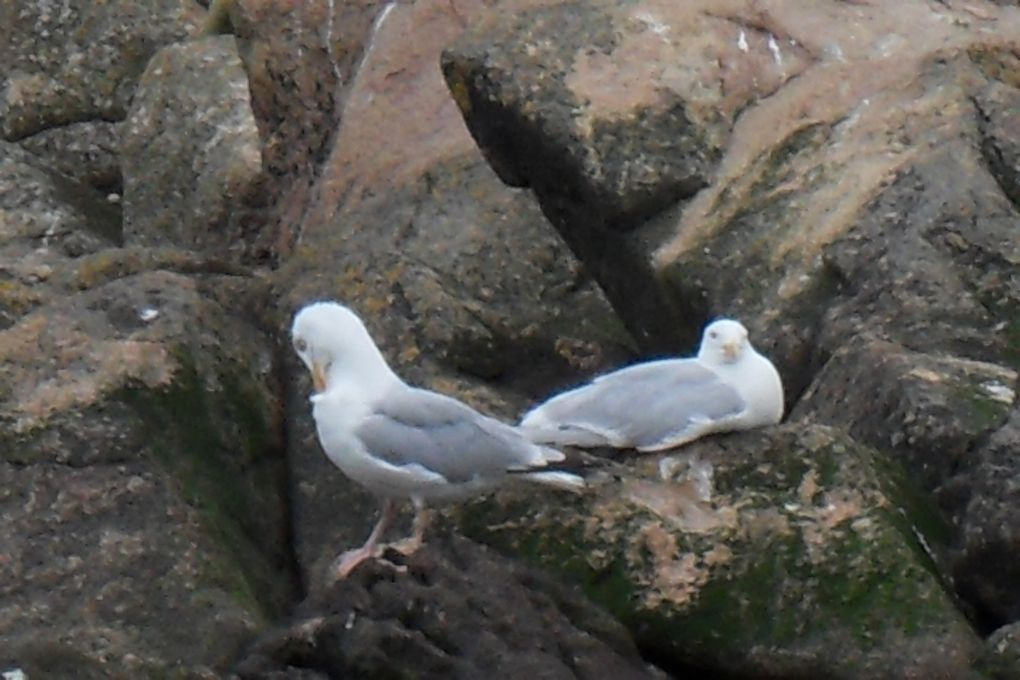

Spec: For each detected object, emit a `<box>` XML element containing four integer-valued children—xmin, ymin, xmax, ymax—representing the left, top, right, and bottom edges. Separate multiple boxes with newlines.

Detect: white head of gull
<box><xmin>519</xmin><ymin>317</ymin><xmax>784</xmax><ymax>452</ymax></box>
<box><xmin>291</xmin><ymin>301</ymin><xmax>582</xmax><ymax>580</ymax></box>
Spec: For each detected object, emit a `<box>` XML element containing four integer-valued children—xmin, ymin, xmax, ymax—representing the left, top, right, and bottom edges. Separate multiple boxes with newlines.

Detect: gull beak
<box><xmin>311</xmin><ymin>361</ymin><xmax>328</xmax><ymax>393</ymax></box>
<box><xmin>721</xmin><ymin>342</ymin><xmax>739</xmax><ymax>361</ymax></box>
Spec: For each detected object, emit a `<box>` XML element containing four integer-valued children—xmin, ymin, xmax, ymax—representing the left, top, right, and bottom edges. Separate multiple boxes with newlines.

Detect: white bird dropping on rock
<box><xmin>291</xmin><ymin>301</ymin><xmax>583</xmax><ymax>580</ymax></box>
<box><xmin>519</xmin><ymin>318</ymin><xmax>784</xmax><ymax>451</ymax></box>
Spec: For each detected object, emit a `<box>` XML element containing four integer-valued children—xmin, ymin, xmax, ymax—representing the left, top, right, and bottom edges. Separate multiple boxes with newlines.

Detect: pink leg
<box><xmin>390</xmin><ymin>497</ymin><xmax>431</xmax><ymax>556</ymax></box>
<box><xmin>331</xmin><ymin>499</ymin><xmax>397</xmax><ymax>580</ymax></box>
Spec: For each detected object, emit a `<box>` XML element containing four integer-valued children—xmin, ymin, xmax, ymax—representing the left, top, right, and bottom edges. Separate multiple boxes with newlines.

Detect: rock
<box><xmin>0</xmin><ymin>0</ymin><xmax>203</xmax><ymax>141</ymax></box>
<box><xmin>444</xmin><ymin>0</ymin><xmax>1020</xmax><ymax>629</ymax></box>
<box><xmin>794</xmin><ymin>335</ymin><xmax>1015</xmax><ymax>492</ymax></box>
<box><xmin>460</xmin><ymin>424</ymin><xmax>982</xmax><ymax>679</ymax></box>
<box><xmin>122</xmin><ymin>35</ymin><xmax>267</xmax><ymax>259</ymax></box>
<box><xmin>973</xmin><ymin>50</ymin><xmax>1020</xmax><ymax>212</ymax></box>
<box><xmin>0</xmin><ymin>140</ymin><xmax>120</xmax><ymax>327</ymax></box>
<box><xmin>978</xmin><ymin>622</ymin><xmax>1020</xmax><ymax>680</ymax></box>
<box><xmin>443</xmin><ymin>0</ymin><xmax>812</xmax><ymax>349</ymax></box>
<box><xmin>228</xmin><ymin>0</ymin><xmax>386</xmax><ymax>258</ymax></box>
<box><xmin>235</xmin><ymin>535</ymin><xmax>664</xmax><ymax>680</ymax></box>
<box><xmin>939</xmin><ymin>406</ymin><xmax>1020</xmax><ymax>627</ymax></box>
<box><xmin>271</xmin><ymin>0</ymin><xmax>633</xmax><ymax>585</ymax></box>
<box><xmin>0</xmin><ymin>269</ymin><xmax>295</xmax><ymax>676</ymax></box>
<box><xmin>17</xmin><ymin>120</ymin><xmax>122</xmax><ymax>194</ymax></box>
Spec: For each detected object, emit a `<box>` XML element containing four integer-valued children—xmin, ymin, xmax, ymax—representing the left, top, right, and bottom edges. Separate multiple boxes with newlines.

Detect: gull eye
<box><xmin>294</xmin><ymin>338</ymin><xmax>308</xmax><ymax>353</ymax></box>
<box><xmin>708</xmin><ymin>331</ymin><xmax>718</xmax><ymax>340</ymax></box>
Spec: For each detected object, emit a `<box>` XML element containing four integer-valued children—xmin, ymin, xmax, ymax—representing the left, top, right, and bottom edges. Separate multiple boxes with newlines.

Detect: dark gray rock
<box><xmin>940</xmin><ymin>406</ymin><xmax>1020</xmax><ymax>627</ymax></box>
<box><xmin>0</xmin><ymin>140</ymin><xmax>120</xmax><ymax>328</ymax></box>
<box><xmin>979</xmin><ymin>622</ymin><xmax>1020</xmax><ymax>680</ymax></box>
<box><xmin>235</xmin><ymin>534</ymin><xmax>663</xmax><ymax>680</ymax></box>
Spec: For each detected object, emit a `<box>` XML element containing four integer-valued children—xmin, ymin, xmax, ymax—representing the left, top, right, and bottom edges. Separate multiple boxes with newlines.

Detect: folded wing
<box><xmin>355</xmin><ymin>385</ymin><xmax>557</xmax><ymax>484</ymax></box>
<box><xmin>520</xmin><ymin>359</ymin><xmax>747</xmax><ymax>451</ymax></box>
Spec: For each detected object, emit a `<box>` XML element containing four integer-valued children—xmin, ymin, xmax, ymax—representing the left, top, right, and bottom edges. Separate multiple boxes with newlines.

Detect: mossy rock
<box><xmin>459</xmin><ymin>424</ymin><xmax>981</xmax><ymax>678</ymax></box>
<box><xmin>0</xmin><ymin>269</ymin><xmax>293</xmax><ymax>674</ymax></box>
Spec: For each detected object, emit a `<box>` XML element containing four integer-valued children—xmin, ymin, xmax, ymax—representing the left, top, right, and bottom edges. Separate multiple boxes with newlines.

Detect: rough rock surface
<box><xmin>1</xmin><ymin>89</ymin><xmax>294</xmax><ymax>674</ymax></box>
<box><xmin>0</xmin><ymin>0</ymin><xmax>202</xmax><ymax>141</ymax></box>
<box><xmin>0</xmin><ymin>141</ymin><xmax>120</xmax><ymax>326</ymax></box>
<box><xmin>462</xmin><ymin>425</ymin><xmax>982</xmax><ymax>679</ymax></box>
<box><xmin>236</xmin><ymin>534</ymin><xmax>663</xmax><ymax>680</ymax></box>
<box><xmin>979</xmin><ymin>622</ymin><xmax>1020</xmax><ymax>680</ymax></box>
<box><xmin>271</xmin><ymin>0</ymin><xmax>633</xmax><ymax>585</ymax></box>
<box><xmin>17</xmin><ymin>120</ymin><xmax>122</xmax><ymax>194</ymax></box>
<box><xmin>122</xmin><ymin>35</ymin><xmax>266</xmax><ymax>259</ymax></box>
<box><xmin>227</xmin><ymin>0</ymin><xmax>388</xmax><ymax>259</ymax></box>
<box><xmin>0</xmin><ymin>268</ymin><xmax>294</xmax><ymax>676</ymax></box>
<box><xmin>445</xmin><ymin>0</ymin><xmax>1020</xmax><ymax>630</ymax></box>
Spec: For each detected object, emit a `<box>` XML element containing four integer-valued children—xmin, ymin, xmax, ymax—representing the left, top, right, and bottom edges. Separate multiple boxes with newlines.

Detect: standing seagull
<box><xmin>291</xmin><ymin>301</ymin><xmax>583</xmax><ymax>579</ymax></box>
<box><xmin>519</xmin><ymin>319</ymin><xmax>784</xmax><ymax>451</ymax></box>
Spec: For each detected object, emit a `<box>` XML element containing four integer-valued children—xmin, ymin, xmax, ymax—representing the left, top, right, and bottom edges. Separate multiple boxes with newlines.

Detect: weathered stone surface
<box><xmin>794</xmin><ymin>335</ymin><xmax>1019</xmax><ymax>625</ymax></box>
<box><xmin>272</xmin><ymin>0</ymin><xmax>633</xmax><ymax>584</ymax></box>
<box><xmin>0</xmin><ymin>141</ymin><xmax>120</xmax><ymax>328</ymax></box>
<box><xmin>122</xmin><ymin>35</ymin><xmax>266</xmax><ymax>258</ymax></box>
<box><xmin>0</xmin><ymin>0</ymin><xmax>202</xmax><ymax>141</ymax></box>
<box><xmin>235</xmin><ymin>535</ymin><xmax>664</xmax><ymax>680</ymax></box>
<box><xmin>443</xmin><ymin>0</ymin><xmax>808</xmax><ymax>226</ymax></box>
<box><xmin>979</xmin><ymin>622</ymin><xmax>1020</xmax><ymax>680</ymax></box>
<box><xmin>0</xmin><ymin>269</ymin><xmax>295</xmax><ymax>676</ymax></box>
<box><xmin>228</xmin><ymin>0</ymin><xmax>388</xmax><ymax>258</ymax></box>
<box><xmin>461</xmin><ymin>425</ymin><xmax>982</xmax><ymax>679</ymax></box>
<box><xmin>795</xmin><ymin>335</ymin><xmax>1015</xmax><ymax>491</ymax></box>
<box><xmin>17</xmin><ymin>120</ymin><xmax>122</xmax><ymax>194</ymax></box>
<box><xmin>445</xmin><ymin>0</ymin><xmax>1020</xmax><ymax>632</ymax></box>
<box><xmin>442</xmin><ymin>0</ymin><xmax>814</xmax><ymax>349</ymax></box>
<box><xmin>940</xmin><ymin>405</ymin><xmax>1020</xmax><ymax>627</ymax></box>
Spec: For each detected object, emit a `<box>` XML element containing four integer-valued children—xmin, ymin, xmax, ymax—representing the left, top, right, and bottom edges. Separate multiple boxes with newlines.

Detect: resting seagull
<box><xmin>520</xmin><ymin>319</ymin><xmax>784</xmax><ymax>451</ymax></box>
<box><xmin>291</xmin><ymin>301</ymin><xmax>583</xmax><ymax>579</ymax></box>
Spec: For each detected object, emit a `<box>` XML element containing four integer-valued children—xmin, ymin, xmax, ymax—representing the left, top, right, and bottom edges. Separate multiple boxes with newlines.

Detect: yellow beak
<box><xmin>721</xmin><ymin>342</ymin><xmax>739</xmax><ymax>360</ymax></box>
<box><xmin>311</xmin><ymin>362</ymin><xmax>328</xmax><ymax>393</ymax></box>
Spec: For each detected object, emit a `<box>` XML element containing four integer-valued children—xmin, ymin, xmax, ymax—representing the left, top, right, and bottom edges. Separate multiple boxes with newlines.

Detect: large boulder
<box><xmin>17</xmin><ymin>121</ymin><xmax>122</xmax><ymax>194</ymax></box>
<box><xmin>0</xmin><ymin>141</ymin><xmax>120</xmax><ymax>326</ymax></box>
<box><xmin>0</xmin><ymin>267</ymin><xmax>294</xmax><ymax>677</ymax></box>
<box><xmin>444</xmin><ymin>0</ymin><xmax>1020</xmax><ymax>630</ymax></box>
<box><xmin>122</xmin><ymin>35</ymin><xmax>266</xmax><ymax>259</ymax></box>
<box><xmin>461</xmin><ymin>425</ymin><xmax>982</xmax><ymax>679</ymax></box>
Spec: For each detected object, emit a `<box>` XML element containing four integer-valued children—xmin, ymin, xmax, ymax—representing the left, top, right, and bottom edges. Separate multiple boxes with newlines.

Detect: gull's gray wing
<box><xmin>354</xmin><ymin>386</ymin><xmax>546</xmax><ymax>484</ymax></box>
<box><xmin>521</xmin><ymin>359</ymin><xmax>746</xmax><ymax>450</ymax></box>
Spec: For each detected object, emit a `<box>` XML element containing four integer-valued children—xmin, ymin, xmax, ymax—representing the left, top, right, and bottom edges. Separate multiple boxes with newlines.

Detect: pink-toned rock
<box><xmin>228</xmin><ymin>0</ymin><xmax>391</xmax><ymax>258</ymax></box>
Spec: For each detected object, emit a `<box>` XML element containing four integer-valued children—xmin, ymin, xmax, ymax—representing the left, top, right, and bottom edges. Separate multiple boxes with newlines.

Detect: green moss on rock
<box><xmin>460</xmin><ymin>424</ymin><xmax>980</xmax><ymax>677</ymax></box>
<box><xmin>116</xmin><ymin>350</ymin><xmax>289</xmax><ymax>621</ymax></box>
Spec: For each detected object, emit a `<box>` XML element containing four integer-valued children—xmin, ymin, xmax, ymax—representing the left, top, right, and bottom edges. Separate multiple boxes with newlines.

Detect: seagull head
<box><xmin>291</xmin><ymin>301</ymin><xmax>392</xmax><ymax>393</ymax></box>
<box><xmin>697</xmin><ymin>318</ymin><xmax>750</xmax><ymax>366</ymax></box>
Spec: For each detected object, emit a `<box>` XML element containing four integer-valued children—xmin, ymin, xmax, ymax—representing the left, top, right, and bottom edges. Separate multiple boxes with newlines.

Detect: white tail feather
<box><xmin>522</xmin><ymin>470</ymin><xmax>585</xmax><ymax>493</ymax></box>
